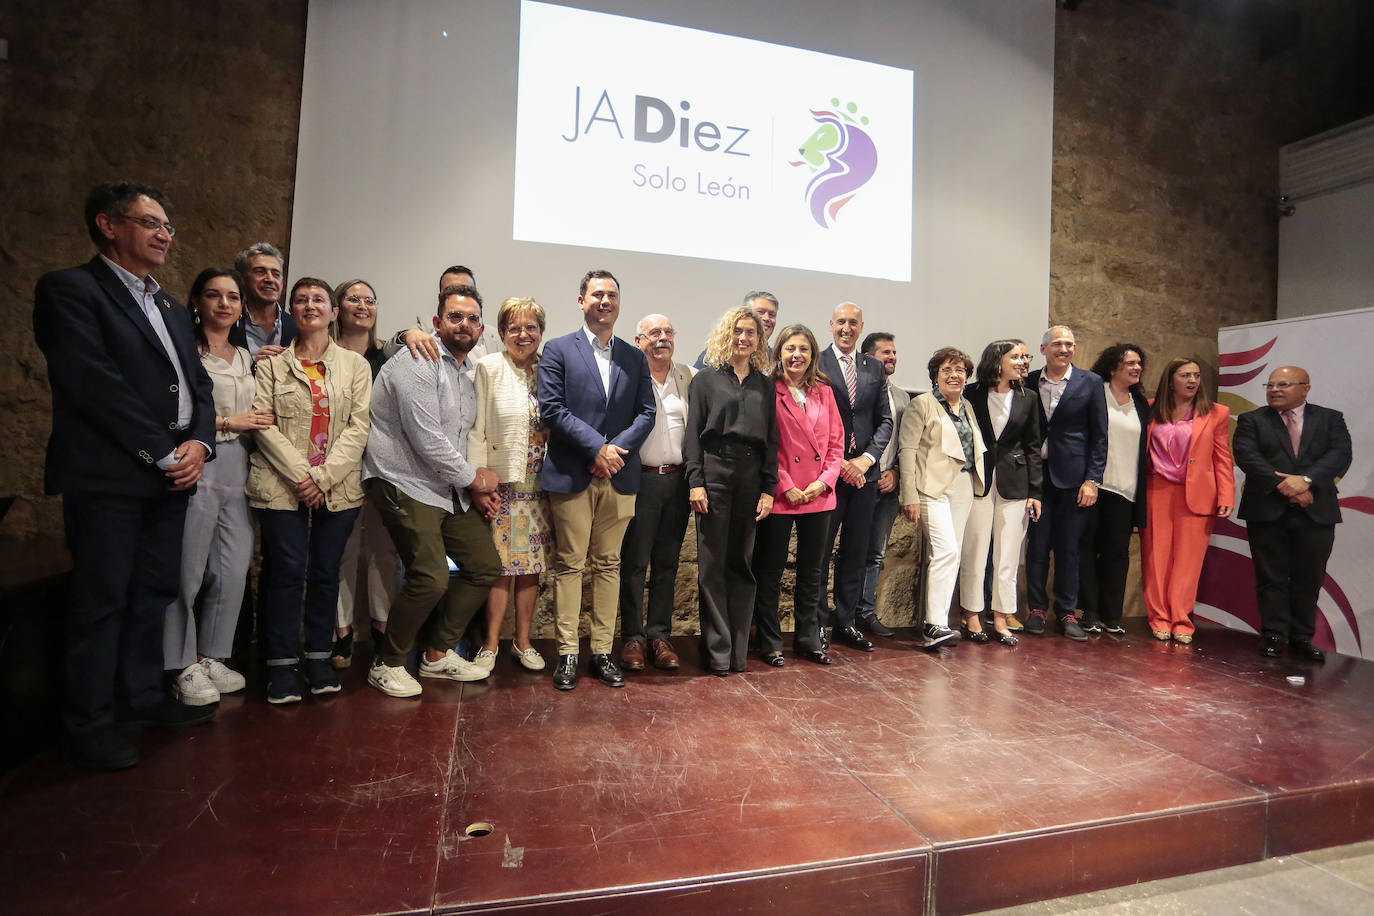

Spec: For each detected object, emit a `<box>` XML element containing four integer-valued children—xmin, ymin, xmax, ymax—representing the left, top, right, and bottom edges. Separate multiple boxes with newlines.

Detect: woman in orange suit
<box><xmin>1141</xmin><ymin>358</ymin><xmax>1235</xmax><ymax>643</ymax></box>
<box><xmin>752</xmin><ymin>324</ymin><xmax>845</xmax><ymax>666</ymax></box>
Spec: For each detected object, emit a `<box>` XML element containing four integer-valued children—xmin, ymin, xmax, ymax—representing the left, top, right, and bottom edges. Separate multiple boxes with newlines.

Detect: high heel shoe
<box><xmin>763</xmin><ymin>651</ymin><xmax>785</xmax><ymax>667</ymax></box>
<box><xmin>803</xmin><ymin>649</ymin><xmax>833</xmax><ymax>666</ymax></box>
<box><xmin>992</xmin><ymin>630</ymin><xmax>1018</xmax><ymax>646</ymax></box>
<box><xmin>961</xmin><ymin>626</ymin><xmax>990</xmax><ymax>644</ymax></box>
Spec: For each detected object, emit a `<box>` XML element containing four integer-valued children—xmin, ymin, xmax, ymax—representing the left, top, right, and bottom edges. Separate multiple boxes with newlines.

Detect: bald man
<box><xmin>819</xmin><ymin>303</ymin><xmax>893</xmax><ymax>652</ymax></box>
<box><xmin>1234</xmin><ymin>366</ymin><xmax>1352</xmax><ymax>662</ymax></box>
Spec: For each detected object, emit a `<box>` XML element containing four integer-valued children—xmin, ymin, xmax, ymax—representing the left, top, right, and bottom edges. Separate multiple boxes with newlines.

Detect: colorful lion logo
<box><xmin>789</xmin><ymin>99</ymin><xmax>878</xmax><ymax>229</ymax></box>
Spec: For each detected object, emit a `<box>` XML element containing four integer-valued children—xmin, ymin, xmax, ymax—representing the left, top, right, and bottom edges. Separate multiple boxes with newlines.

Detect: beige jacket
<box><xmin>469</xmin><ymin>350</ymin><xmax>541</xmax><ymax>483</ymax></box>
<box><xmin>899</xmin><ymin>391</ymin><xmax>987</xmax><ymax>505</ymax></box>
<box><xmin>247</xmin><ymin>340</ymin><xmax>371</xmax><ymax>511</ymax></box>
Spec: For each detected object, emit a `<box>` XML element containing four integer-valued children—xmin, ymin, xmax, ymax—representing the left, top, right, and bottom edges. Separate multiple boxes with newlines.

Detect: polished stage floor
<box><xmin>4</xmin><ymin>619</ymin><xmax>1373</xmax><ymax>915</ymax></box>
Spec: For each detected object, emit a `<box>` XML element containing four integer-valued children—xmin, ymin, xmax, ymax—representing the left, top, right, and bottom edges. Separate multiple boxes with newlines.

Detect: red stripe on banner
<box><xmin>1218</xmin><ymin>336</ymin><xmax>1277</xmax><ymax>367</ymax></box>
<box><xmin>1218</xmin><ymin>364</ymin><xmax>1268</xmax><ymax>387</ymax></box>
<box><xmin>1338</xmin><ymin>496</ymin><xmax>1374</xmax><ymax>515</ymax></box>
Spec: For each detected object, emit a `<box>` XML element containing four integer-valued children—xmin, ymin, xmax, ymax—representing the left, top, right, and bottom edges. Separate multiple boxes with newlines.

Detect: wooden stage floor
<box><xmin>4</xmin><ymin>620</ymin><xmax>1373</xmax><ymax>914</ymax></box>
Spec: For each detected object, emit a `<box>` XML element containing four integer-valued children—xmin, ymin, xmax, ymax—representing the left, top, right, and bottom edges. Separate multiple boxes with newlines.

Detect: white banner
<box><xmin>1201</xmin><ymin>308</ymin><xmax>1374</xmax><ymax>658</ymax></box>
<box><xmin>513</xmin><ymin>0</ymin><xmax>914</xmax><ymax>280</ymax></box>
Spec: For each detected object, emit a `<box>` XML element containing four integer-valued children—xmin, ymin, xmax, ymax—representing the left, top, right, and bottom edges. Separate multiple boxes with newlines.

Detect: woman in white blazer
<box><xmin>899</xmin><ymin>347</ymin><xmax>987</xmax><ymax>650</ymax></box>
<box><xmin>468</xmin><ymin>297</ymin><xmax>554</xmax><ymax>672</ymax></box>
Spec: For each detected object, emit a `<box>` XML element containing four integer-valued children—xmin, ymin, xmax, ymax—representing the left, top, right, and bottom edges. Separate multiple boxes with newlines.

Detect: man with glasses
<box><xmin>232</xmin><ymin>241</ymin><xmax>295</xmax><ymax>361</ymax></box>
<box><xmin>1234</xmin><ymin>366</ymin><xmax>1352</xmax><ymax>661</ymax></box>
<box><xmin>33</xmin><ymin>181</ymin><xmax>218</xmax><ymax>769</ymax></box>
<box><xmin>1023</xmin><ymin>325</ymin><xmax>1107</xmax><ymax>641</ymax></box>
<box><xmin>617</xmin><ymin>314</ymin><xmax>695</xmax><ymax>673</ymax></box>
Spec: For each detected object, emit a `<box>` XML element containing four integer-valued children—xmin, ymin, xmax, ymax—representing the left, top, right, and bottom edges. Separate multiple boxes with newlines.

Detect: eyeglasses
<box><xmin>642</xmin><ymin>328</ymin><xmax>675</xmax><ymax>338</ymax></box>
<box><xmin>447</xmin><ymin>313</ymin><xmax>483</xmax><ymax>327</ymax></box>
<box><xmin>1263</xmin><ymin>381</ymin><xmax>1307</xmax><ymax>390</ymax></box>
<box><xmin>343</xmin><ymin>295</ymin><xmax>378</xmax><ymax>308</ymax></box>
<box><xmin>118</xmin><ymin>213</ymin><xmax>176</xmax><ymax>236</ymax></box>
<box><xmin>939</xmin><ymin>366</ymin><xmax>967</xmax><ymax>377</ymax></box>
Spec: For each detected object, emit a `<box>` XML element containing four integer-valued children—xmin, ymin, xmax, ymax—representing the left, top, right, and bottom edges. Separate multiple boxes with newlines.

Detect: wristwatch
<box><xmin>1302</xmin><ymin>475</ymin><xmax>1312</xmax><ymax>485</ymax></box>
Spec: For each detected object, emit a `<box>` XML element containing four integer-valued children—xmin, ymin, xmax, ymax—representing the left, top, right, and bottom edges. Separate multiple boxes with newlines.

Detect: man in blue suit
<box><xmin>819</xmin><ymin>303</ymin><xmax>893</xmax><ymax>652</ymax></box>
<box><xmin>33</xmin><ymin>181</ymin><xmax>218</xmax><ymax>770</ymax></box>
<box><xmin>537</xmin><ymin>270</ymin><xmax>656</xmax><ymax>690</ymax></box>
<box><xmin>1024</xmin><ymin>325</ymin><xmax>1107</xmax><ymax>640</ymax></box>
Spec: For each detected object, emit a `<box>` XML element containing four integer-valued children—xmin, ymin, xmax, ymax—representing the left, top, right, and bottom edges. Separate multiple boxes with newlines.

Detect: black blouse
<box><xmin>683</xmin><ymin>365</ymin><xmax>779</xmax><ymax>493</ymax></box>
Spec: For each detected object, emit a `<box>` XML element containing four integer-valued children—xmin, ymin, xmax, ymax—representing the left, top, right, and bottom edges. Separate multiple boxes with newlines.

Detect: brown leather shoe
<box><xmin>649</xmin><ymin>638</ymin><xmax>680</xmax><ymax>670</ymax></box>
<box><xmin>620</xmin><ymin>640</ymin><xmax>646</xmax><ymax>671</ymax></box>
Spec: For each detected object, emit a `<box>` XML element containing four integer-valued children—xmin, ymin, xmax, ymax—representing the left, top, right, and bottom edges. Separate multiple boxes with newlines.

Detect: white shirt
<box><xmin>639</xmin><ymin>368</ymin><xmax>686</xmax><ymax>467</ymax></box>
<box><xmin>582</xmin><ymin>325</ymin><xmax>614</xmax><ymax>397</ymax></box>
<box><xmin>1039</xmin><ymin>363</ymin><xmax>1073</xmax><ymax>460</ymax></box>
<box><xmin>1102</xmin><ymin>384</ymin><xmax>1142</xmax><ymax>501</ymax></box>
<box><xmin>988</xmin><ymin>388</ymin><xmax>1013</xmax><ymax>440</ymax></box>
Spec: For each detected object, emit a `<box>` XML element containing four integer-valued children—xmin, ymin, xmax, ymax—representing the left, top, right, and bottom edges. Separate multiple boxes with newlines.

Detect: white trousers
<box><xmin>959</xmin><ymin>470</ymin><xmax>1030</xmax><ymax>614</ymax></box>
<box><xmin>920</xmin><ymin>471</ymin><xmax>975</xmax><ymax>626</ymax></box>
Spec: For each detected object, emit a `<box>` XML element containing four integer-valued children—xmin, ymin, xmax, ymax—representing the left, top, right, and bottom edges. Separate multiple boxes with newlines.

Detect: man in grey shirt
<box><xmin>363</xmin><ymin>283</ymin><xmax>502</xmax><ymax>698</ymax></box>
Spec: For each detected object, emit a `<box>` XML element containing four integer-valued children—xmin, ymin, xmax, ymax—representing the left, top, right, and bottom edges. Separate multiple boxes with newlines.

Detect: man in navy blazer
<box><xmin>537</xmin><ymin>270</ymin><xmax>656</xmax><ymax>690</ymax></box>
<box><xmin>1024</xmin><ymin>326</ymin><xmax>1107</xmax><ymax>641</ymax></box>
<box><xmin>1234</xmin><ymin>365</ymin><xmax>1352</xmax><ymax>661</ymax></box>
<box><xmin>819</xmin><ymin>303</ymin><xmax>893</xmax><ymax>652</ymax></box>
<box><xmin>33</xmin><ymin>181</ymin><xmax>217</xmax><ymax>769</ymax></box>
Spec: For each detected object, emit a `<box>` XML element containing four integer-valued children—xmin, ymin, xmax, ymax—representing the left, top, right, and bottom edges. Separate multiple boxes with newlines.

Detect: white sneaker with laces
<box><xmin>199</xmin><ymin>657</ymin><xmax>246</xmax><ymax>694</ymax></box>
<box><xmin>368</xmin><ymin>661</ymin><xmax>422</xmax><ymax>698</ymax></box>
<box><xmin>472</xmin><ymin>649</ymin><xmax>497</xmax><ymax>673</ymax></box>
<box><xmin>420</xmin><ymin>649</ymin><xmax>490</xmax><ymax>682</ymax></box>
<box><xmin>173</xmin><ymin>663</ymin><xmax>220</xmax><ymax>706</ymax></box>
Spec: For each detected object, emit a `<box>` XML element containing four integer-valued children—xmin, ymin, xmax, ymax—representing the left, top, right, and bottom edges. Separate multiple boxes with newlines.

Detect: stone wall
<box><xmin>2</xmin><ymin>1</ymin><xmax>1367</xmax><ymax>633</ymax></box>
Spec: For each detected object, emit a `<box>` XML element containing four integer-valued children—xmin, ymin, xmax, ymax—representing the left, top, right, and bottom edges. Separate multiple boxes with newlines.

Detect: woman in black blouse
<box><xmin>684</xmin><ymin>306</ymin><xmax>778</xmax><ymax>676</ymax></box>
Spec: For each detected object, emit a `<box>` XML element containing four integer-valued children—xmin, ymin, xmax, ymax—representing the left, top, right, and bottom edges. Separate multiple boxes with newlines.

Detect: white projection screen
<box><xmin>290</xmin><ymin>0</ymin><xmax>1054</xmax><ymax>390</ymax></box>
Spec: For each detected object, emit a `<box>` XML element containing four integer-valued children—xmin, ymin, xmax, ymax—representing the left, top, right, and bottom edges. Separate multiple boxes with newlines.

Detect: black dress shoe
<box><xmin>69</xmin><ymin>727</ymin><xmax>139</xmax><ymax>771</ymax></box>
<box><xmin>1289</xmin><ymin>639</ymin><xmax>1326</xmax><ymax>663</ymax></box>
<box><xmin>961</xmin><ymin>626</ymin><xmax>990</xmax><ymax>644</ymax></box>
<box><xmin>1260</xmin><ymin>635</ymin><xmax>1283</xmax><ymax>658</ymax></box>
<box><xmin>121</xmin><ymin>697</ymin><xmax>215</xmax><ymax>729</ymax></box>
<box><xmin>858</xmin><ymin>613</ymin><xmax>894</xmax><ymax>638</ymax></box>
<box><xmin>710</xmin><ymin>668</ymin><xmax>730</xmax><ymax>677</ymax></box>
<box><xmin>553</xmin><ymin>654</ymin><xmax>579</xmax><ymax>690</ymax></box>
<box><xmin>589</xmin><ymin>654</ymin><xmax>626</xmax><ymax>687</ymax></box>
<box><xmin>832</xmin><ymin>625</ymin><xmax>875</xmax><ymax>652</ymax></box>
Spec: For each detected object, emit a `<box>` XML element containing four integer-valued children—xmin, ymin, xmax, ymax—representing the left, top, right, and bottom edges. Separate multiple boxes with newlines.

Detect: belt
<box><xmin>642</xmin><ymin>463</ymin><xmax>682</xmax><ymax>475</ymax></box>
<box><xmin>704</xmin><ymin>441</ymin><xmax>757</xmax><ymax>459</ymax></box>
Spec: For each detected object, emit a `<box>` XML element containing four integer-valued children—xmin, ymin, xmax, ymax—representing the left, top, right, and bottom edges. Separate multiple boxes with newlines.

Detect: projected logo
<box><xmin>789</xmin><ymin>99</ymin><xmax>879</xmax><ymax>229</ymax></box>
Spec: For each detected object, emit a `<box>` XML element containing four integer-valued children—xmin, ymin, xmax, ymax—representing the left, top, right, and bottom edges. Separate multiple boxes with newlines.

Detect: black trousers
<box><xmin>1247</xmin><ymin>508</ymin><xmax>1336</xmax><ymax>643</ymax></box>
<box><xmin>61</xmin><ymin>489</ymin><xmax>189</xmax><ymax>736</ymax></box>
<box><xmin>619</xmin><ymin>469</ymin><xmax>690</xmax><ymax>643</ymax></box>
<box><xmin>824</xmin><ymin>479</ymin><xmax>877</xmax><ymax>628</ymax></box>
<box><xmin>753</xmin><ymin>510</ymin><xmax>831</xmax><ymax>655</ymax></box>
<box><xmin>695</xmin><ymin>451</ymin><xmax>762</xmax><ymax>671</ymax></box>
<box><xmin>1026</xmin><ymin>484</ymin><xmax>1089</xmax><ymax>617</ymax></box>
<box><xmin>1078</xmin><ymin>490</ymin><xmax>1137</xmax><ymax>625</ymax></box>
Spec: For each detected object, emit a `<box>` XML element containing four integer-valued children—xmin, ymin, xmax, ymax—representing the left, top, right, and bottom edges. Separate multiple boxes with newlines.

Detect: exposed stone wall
<box><xmin>2</xmin><ymin>1</ymin><xmax>1366</xmax><ymax>633</ymax></box>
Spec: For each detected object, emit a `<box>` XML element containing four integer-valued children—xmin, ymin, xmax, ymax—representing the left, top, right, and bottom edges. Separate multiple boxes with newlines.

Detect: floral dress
<box><xmin>491</xmin><ymin>374</ymin><xmax>553</xmax><ymax>575</ymax></box>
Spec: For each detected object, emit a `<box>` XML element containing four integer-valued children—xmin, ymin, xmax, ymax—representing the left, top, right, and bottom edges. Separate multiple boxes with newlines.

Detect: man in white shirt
<box><xmin>856</xmin><ymin>332</ymin><xmax>909</xmax><ymax>638</ymax></box>
<box><xmin>618</xmin><ymin>315</ymin><xmax>695</xmax><ymax>672</ymax></box>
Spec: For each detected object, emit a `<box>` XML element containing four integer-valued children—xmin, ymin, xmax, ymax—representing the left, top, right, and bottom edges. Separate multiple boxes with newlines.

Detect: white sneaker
<box><xmin>199</xmin><ymin>657</ymin><xmax>246</xmax><ymax>694</ymax></box>
<box><xmin>419</xmin><ymin>649</ymin><xmax>490</xmax><ymax>682</ymax></box>
<box><xmin>510</xmin><ymin>644</ymin><xmax>546</xmax><ymax>671</ymax></box>
<box><xmin>173</xmin><ymin>663</ymin><xmax>220</xmax><ymax>706</ymax></box>
<box><xmin>368</xmin><ymin>661</ymin><xmax>422</xmax><ymax>698</ymax></box>
<box><xmin>473</xmin><ymin>649</ymin><xmax>497</xmax><ymax>673</ymax></box>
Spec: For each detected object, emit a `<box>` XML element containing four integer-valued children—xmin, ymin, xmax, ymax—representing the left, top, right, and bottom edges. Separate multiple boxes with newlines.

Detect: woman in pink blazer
<box><xmin>752</xmin><ymin>325</ymin><xmax>845</xmax><ymax>666</ymax></box>
<box><xmin>1141</xmin><ymin>358</ymin><xmax>1235</xmax><ymax>643</ymax></box>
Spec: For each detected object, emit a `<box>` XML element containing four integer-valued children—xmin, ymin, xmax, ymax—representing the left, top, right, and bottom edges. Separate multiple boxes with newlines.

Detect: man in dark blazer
<box><xmin>33</xmin><ymin>181</ymin><xmax>217</xmax><ymax>770</ymax></box>
<box><xmin>855</xmin><ymin>331</ymin><xmax>909</xmax><ymax>638</ymax></box>
<box><xmin>537</xmin><ymin>270</ymin><xmax>656</xmax><ymax>690</ymax></box>
<box><xmin>1024</xmin><ymin>326</ymin><xmax>1106</xmax><ymax>641</ymax></box>
<box><xmin>1234</xmin><ymin>365</ymin><xmax>1352</xmax><ymax>661</ymax></box>
<box><xmin>819</xmin><ymin>303</ymin><xmax>893</xmax><ymax>651</ymax></box>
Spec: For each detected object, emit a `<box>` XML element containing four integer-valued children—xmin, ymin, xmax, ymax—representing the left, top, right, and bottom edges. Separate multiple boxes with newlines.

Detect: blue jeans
<box><xmin>857</xmin><ymin>488</ymin><xmax>901</xmax><ymax>620</ymax></box>
<box><xmin>257</xmin><ymin>504</ymin><xmax>360</xmax><ymax>666</ymax></box>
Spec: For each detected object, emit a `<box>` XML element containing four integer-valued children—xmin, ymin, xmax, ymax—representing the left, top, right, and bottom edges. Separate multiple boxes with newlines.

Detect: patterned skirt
<box><xmin>491</xmin><ymin>425</ymin><xmax>553</xmax><ymax>576</ymax></box>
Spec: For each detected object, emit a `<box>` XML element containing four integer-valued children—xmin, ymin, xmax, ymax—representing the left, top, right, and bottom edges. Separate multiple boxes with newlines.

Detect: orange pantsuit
<box><xmin>1141</xmin><ymin>405</ymin><xmax>1235</xmax><ymax>636</ymax></box>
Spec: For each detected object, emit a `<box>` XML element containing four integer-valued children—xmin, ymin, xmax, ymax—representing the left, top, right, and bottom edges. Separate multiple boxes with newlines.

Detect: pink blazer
<box><xmin>773</xmin><ymin>379</ymin><xmax>844</xmax><ymax>515</ymax></box>
<box><xmin>1147</xmin><ymin>403</ymin><xmax>1236</xmax><ymax>515</ymax></box>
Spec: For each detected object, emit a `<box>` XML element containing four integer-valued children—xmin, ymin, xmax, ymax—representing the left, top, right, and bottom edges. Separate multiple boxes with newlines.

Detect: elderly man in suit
<box><xmin>617</xmin><ymin>313</ymin><xmax>694</xmax><ymax>673</ymax></box>
<box><xmin>538</xmin><ymin>270</ymin><xmax>656</xmax><ymax>690</ymax></box>
<box><xmin>33</xmin><ymin>181</ymin><xmax>218</xmax><ymax>770</ymax></box>
<box><xmin>855</xmin><ymin>332</ymin><xmax>910</xmax><ymax>638</ymax></box>
<box><xmin>1023</xmin><ymin>326</ymin><xmax>1107</xmax><ymax>641</ymax></box>
<box><xmin>819</xmin><ymin>303</ymin><xmax>894</xmax><ymax>652</ymax></box>
<box><xmin>1234</xmin><ymin>366</ymin><xmax>1352</xmax><ymax>661</ymax></box>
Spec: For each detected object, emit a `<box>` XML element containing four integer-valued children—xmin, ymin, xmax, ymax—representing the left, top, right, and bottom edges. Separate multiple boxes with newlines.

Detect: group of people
<box><xmin>35</xmin><ymin>181</ymin><xmax>1354</xmax><ymax>772</ymax></box>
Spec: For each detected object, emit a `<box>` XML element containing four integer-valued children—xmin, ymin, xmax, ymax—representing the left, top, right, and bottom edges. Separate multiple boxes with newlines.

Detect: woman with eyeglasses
<box><xmin>899</xmin><ymin>347</ymin><xmax>987</xmax><ymax>650</ymax></box>
<box><xmin>164</xmin><ymin>268</ymin><xmax>274</xmax><ymax>707</ymax></box>
<box><xmin>1141</xmin><ymin>358</ymin><xmax>1234</xmax><ymax>644</ymax></box>
<box><xmin>247</xmin><ymin>277</ymin><xmax>372</xmax><ymax>703</ymax></box>
<box><xmin>327</xmin><ymin>279</ymin><xmax>400</xmax><ymax>669</ymax></box>
<box><xmin>957</xmin><ymin>339</ymin><xmax>1042</xmax><ymax>646</ymax></box>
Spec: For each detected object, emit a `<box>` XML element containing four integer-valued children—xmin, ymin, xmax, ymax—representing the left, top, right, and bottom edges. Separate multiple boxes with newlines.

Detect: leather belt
<box><xmin>642</xmin><ymin>463</ymin><xmax>682</xmax><ymax>475</ymax></box>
